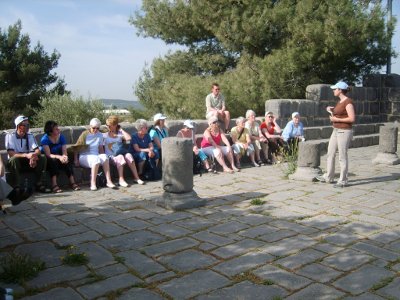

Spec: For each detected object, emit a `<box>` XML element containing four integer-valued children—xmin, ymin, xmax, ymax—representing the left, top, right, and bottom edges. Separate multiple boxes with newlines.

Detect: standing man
<box><xmin>5</xmin><ymin>116</ymin><xmax>47</xmax><ymax>192</ymax></box>
<box><xmin>205</xmin><ymin>83</ymin><xmax>231</xmax><ymax>133</ymax></box>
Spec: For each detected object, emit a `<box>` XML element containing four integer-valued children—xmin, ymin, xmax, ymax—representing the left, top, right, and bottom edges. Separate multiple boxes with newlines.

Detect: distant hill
<box><xmin>101</xmin><ymin>99</ymin><xmax>144</xmax><ymax>110</ymax></box>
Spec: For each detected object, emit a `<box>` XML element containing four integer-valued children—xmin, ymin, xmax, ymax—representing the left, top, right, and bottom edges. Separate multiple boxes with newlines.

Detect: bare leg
<box><xmin>137</xmin><ymin>161</ymin><xmax>145</xmax><ymax>175</ymax></box>
<box><xmin>101</xmin><ymin>160</ymin><xmax>115</xmax><ymax>188</ymax></box>
<box><xmin>224</xmin><ymin>111</ymin><xmax>231</xmax><ymax>131</ymax></box>
<box><xmin>90</xmin><ymin>163</ymin><xmax>100</xmax><ymax>190</ymax></box>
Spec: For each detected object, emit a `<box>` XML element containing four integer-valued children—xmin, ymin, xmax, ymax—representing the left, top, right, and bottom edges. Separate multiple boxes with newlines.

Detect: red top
<box><xmin>260</xmin><ymin>122</ymin><xmax>275</xmax><ymax>135</ymax></box>
<box><xmin>201</xmin><ymin>130</ymin><xmax>222</xmax><ymax>148</ymax></box>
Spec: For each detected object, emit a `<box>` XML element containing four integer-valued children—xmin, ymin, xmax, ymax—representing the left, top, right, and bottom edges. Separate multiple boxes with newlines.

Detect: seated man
<box><xmin>205</xmin><ymin>83</ymin><xmax>231</xmax><ymax>133</ymax></box>
<box><xmin>5</xmin><ymin>116</ymin><xmax>47</xmax><ymax>192</ymax></box>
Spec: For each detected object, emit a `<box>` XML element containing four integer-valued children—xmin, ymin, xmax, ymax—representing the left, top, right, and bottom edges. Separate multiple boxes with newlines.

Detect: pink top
<box><xmin>201</xmin><ymin>130</ymin><xmax>222</xmax><ymax>148</ymax></box>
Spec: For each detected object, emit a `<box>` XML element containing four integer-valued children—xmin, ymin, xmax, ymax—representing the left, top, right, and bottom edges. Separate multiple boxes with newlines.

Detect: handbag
<box><xmin>111</xmin><ymin>142</ymin><xmax>128</xmax><ymax>156</ymax></box>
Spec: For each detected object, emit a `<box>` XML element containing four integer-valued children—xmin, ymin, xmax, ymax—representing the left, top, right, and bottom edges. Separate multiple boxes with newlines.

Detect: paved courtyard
<box><xmin>1</xmin><ymin>145</ymin><xmax>400</xmax><ymax>299</ymax></box>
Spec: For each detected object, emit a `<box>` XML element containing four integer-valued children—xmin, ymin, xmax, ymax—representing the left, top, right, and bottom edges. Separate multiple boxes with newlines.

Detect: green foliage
<box><xmin>131</xmin><ymin>0</ymin><xmax>396</xmax><ymax>118</ymax></box>
<box><xmin>250</xmin><ymin>198</ymin><xmax>265</xmax><ymax>206</ymax></box>
<box><xmin>61</xmin><ymin>245</ymin><xmax>89</xmax><ymax>266</ymax></box>
<box><xmin>0</xmin><ymin>20</ymin><xmax>68</xmax><ymax>129</ymax></box>
<box><xmin>33</xmin><ymin>93</ymin><xmax>106</xmax><ymax>127</ymax></box>
<box><xmin>0</xmin><ymin>252</ymin><xmax>45</xmax><ymax>284</ymax></box>
<box><xmin>279</xmin><ymin>142</ymin><xmax>299</xmax><ymax>178</ymax></box>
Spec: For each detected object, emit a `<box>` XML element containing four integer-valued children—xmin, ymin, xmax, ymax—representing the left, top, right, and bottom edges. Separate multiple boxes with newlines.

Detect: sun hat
<box><xmin>265</xmin><ymin>111</ymin><xmax>274</xmax><ymax>116</ymax></box>
<box><xmin>89</xmin><ymin>118</ymin><xmax>101</xmax><ymax>128</ymax></box>
<box><xmin>183</xmin><ymin>119</ymin><xmax>194</xmax><ymax>129</ymax></box>
<box><xmin>208</xmin><ymin>116</ymin><xmax>218</xmax><ymax>125</ymax></box>
<box><xmin>330</xmin><ymin>81</ymin><xmax>348</xmax><ymax>90</ymax></box>
<box><xmin>153</xmin><ymin>113</ymin><xmax>167</xmax><ymax>122</ymax></box>
<box><xmin>14</xmin><ymin>115</ymin><xmax>29</xmax><ymax>128</ymax></box>
<box><xmin>292</xmin><ymin>112</ymin><xmax>300</xmax><ymax>118</ymax></box>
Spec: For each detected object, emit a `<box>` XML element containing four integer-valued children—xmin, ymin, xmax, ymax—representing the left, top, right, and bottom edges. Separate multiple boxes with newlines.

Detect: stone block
<box><xmin>305</xmin><ymin>84</ymin><xmax>333</xmax><ymax>101</ymax></box>
<box><xmin>303</xmin><ymin>128</ymin><xmax>321</xmax><ymax>140</ymax></box>
<box><xmin>378</xmin><ymin>125</ymin><xmax>398</xmax><ymax>153</ymax></box>
<box><xmin>321</xmin><ymin>127</ymin><xmax>333</xmax><ymax>139</ymax></box>
<box><xmin>69</xmin><ymin>126</ymin><xmax>87</xmax><ymax>144</ymax></box>
<box><xmin>297</xmin><ymin>142</ymin><xmax>320</xmax><ymax>168</ymax></box>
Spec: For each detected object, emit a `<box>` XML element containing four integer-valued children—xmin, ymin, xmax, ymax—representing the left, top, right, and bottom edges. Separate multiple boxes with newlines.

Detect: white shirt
<box><xmin>5</xmin><ymin>131</ymin><xmax>39</xmax><ymax>156</ymax></box>
<box><xmin>80</xmin><ymin>132</ymin><xmax>104</xmax><ymax>156</ymax></box>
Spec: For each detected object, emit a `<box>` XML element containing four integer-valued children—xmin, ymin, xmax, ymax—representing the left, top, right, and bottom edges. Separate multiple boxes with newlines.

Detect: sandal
<box><xmin>52</xmin><ymin>185</ymin><xmax>63</xmax><ymax>193</ymax></box>
<box><xmin>71</xmin><ymin>183</ymin><xmax>81</xmax><ymax>191</ymax></box>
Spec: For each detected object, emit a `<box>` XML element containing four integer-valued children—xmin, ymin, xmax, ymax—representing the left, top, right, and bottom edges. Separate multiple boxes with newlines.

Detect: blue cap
<box><xmin>330</xmin><ymin>81</ymin><xmax>348</xmax><ymax>90</ymax></box>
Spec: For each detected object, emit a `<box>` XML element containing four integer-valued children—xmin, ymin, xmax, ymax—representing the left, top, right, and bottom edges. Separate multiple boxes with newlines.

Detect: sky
<box><xmin>0</xmin><ymin>0</ymin><xmax>399</xmax><ymax>101</ymax></box>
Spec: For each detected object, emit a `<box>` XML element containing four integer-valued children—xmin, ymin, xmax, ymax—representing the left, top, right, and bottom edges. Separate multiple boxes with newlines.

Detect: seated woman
<box><xmin>245</xmin><ymin>110</ymin><xmax>269</xmax><ymax>165</ymax></box>
<box><xmin>231</xmin><ymin>116</ymin><xmax>260</xmax><ymax>168</ymax></box>
<box><xmin>41</xmin><ymin>120</ymin><xmax>80</xmax><ymax>193</ymax></box>
<box><xmin>200</xmin><ymin>116</ymin><xmax>238</xmax><ymax>173</ymax></box>
<box><xmin>260</xmin><ymin>111</ymin><xmax>284</xmax><ymax>163</ymax></box>
<box><xmin>176</xmin><ymin>119</ymin><xmax>212</xmax><ymax>172</ymax></box>
<box><xmin>74</xmin><ymin>118</ymin><xmax>116</xmax><ymax>191</ymax></box>
<box><xmin>130</xmin><ymin>119</ymin><xmax>159</xmax><ymax>176</ymax></box>
<box><xmin>282</xmin><ymin>112</ymin><xmax>305</xmax><ymax>152</ymax></box>
<box><xmin>103</xmin><ymin>115</ymin><xmax>144</xmax><ymax>187</ymax></box>
<box><xmin>149</xmin><ymin>113</ymin><xmax>168</xmax><ymax>158</ymax></box>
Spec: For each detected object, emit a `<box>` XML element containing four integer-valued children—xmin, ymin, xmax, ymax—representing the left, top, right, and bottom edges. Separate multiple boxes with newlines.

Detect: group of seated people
<box><xmin>0</xmin><ymin>110</ymin><xmax>305</xmax><ymax>206</ymax></box>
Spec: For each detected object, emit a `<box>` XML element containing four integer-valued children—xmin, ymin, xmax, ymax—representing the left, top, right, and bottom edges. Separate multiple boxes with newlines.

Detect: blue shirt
<box><xmin>149</xmin><ymin>126</ymin><xmax>168</xmax><ymax>150</ymax></box>
<box><xmin>40</xmin><ymin>134</ymin><xmax>66</xmax><ymax>155</ymax></box>
<box><xmin>282</xmin><ymin>120</ymin><xmax>304</xmax><ymax>142</ymax></box>
<box><xmin>131</xmin><ymin>133</ymin><xmax>152</xmax><ymax>152</ymax></box>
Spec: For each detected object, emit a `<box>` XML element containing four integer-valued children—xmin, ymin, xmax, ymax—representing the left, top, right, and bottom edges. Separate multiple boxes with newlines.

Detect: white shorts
<box><xmin>201</xmin><ymin>146</ymin><xmax>231</xmax><ymax>158</ymax></box>
<box><xmin>232</xmin><ymin>143</ymin><xmax>255</xmax><ymax>156</ymax></box>
<box><xmin>79</xmin><ymin>154</ymin><xmax>108</xmax><ymax>168</ymax></box>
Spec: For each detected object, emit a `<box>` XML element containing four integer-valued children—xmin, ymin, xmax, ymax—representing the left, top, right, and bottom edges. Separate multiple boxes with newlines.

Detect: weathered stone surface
<box><xmin>23</xmin><ymin>287</ymin><xmax>83</xmax><ymax>300</ymax></box>
<box><xmin>158</xmin><ymin>249</ymin><xmax>218</xmax><ymax>272</ymax></box>
<box><xmin>286</xmin><ymin>283</ymin><xmax>345</xmax><ymax>300</ymax></box>
<box><xmin>119</xmin><ymin>250</ymin><xmax>166</xmax><ymax>277</ymax></box>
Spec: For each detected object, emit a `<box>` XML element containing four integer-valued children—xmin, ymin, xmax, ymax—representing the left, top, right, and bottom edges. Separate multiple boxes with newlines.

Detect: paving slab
<box><xmin>23</xmin><ymin>287</ymin><xmax>84</xmax><ymax>300</ymax></box>
<box><xmin>158</xmin><ymin>249</ymin><xmax>218</xmax><ymax>272</ymax></box>
<box><xmin>286</xmin><ymin>283</ymin><xmax>345</xmax><ymax>300</ymax></box>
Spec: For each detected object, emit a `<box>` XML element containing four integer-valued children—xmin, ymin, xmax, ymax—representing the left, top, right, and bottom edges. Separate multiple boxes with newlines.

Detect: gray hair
<box><xmin>136</xmin><ymin>119</ymin><xmax>148</xmax><ymax>131</ymax></box>
<box><xmin>245</xmin><ymin>110</ymin><xmax>256</xmax><ymax>119</ymax></box>
<box><xmin>236</xmin><ymin>116</ymin><xmax>246</xmax><ymax>125</ymax></box>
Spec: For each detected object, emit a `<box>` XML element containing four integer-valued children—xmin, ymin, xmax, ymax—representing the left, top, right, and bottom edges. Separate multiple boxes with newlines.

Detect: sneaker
<box><xmin>135</xmin><ymin>179</ymin><xmax>145</xmax><ymax>185</ymax></box>
<box><xmin>90</xmin><ymin>185</ymin><xmax>98</xmax><ymax>191</ymax></box>
<box><xmin>119</xmin><ymin>181</ymin><xmax>129</xmax><ymax>187</ymax></box>
<box><xmin>333</xmin><ymin>182</ymin><xmax>347</xmax><ymax>188</ymax></box>
<box><xmin>106</xmin><ymin>182</ymin><xmax>117</xmax><ymax>189</ymax></box>
<box><xmin>253</xmin><ymin>162</ymin><xmax>261</xmax><ymax>167</ymax></box>
<box><xmin>315</xmin><ymin>175</ymin><xmax>327</xmax><ymax>183</ymax></box>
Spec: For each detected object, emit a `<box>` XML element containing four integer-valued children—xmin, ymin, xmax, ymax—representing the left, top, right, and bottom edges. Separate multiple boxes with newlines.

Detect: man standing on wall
<box><xmin>205</xmin><ymin>83</ymin><xmax>231</xmax><ymax>133</ymax></box>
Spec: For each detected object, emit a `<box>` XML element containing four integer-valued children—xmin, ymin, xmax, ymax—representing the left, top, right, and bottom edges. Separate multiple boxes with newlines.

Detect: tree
<box><xmin>130</xmin><ymin>0</ymin><xmax>396</xmax><ymax>118</ymax></box>
<box><xmin>0</xmin><ymin>20</ymin><xmax>67</xmax><ymax>129</ymax></box>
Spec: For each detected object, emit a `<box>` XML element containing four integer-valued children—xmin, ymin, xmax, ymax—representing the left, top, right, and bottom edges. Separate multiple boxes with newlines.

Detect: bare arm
<box><xmin>120</xmin><ymin>129</ymin><xmax>132</xmax><ymax>142</ymax></box>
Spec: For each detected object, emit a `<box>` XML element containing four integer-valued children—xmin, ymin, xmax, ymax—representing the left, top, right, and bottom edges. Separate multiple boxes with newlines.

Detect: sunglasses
<box><xmin>267</xmin><ymin>116</ymin><xmax>273</xmax><ymax>118</ymax></box>
<box><xmin>212</xmin><ymin>121</ymin><xmax>218</xmax><ymax>124</ymax></box>
<box><xmin>19</xmin><ymin>123</ymin><xmax>29</xmax><ymax>127</ymax></box>
<box><xmin>91</xmin><ymin>127</ymin><xmax>99</xmax><ymax>130</ymax></box>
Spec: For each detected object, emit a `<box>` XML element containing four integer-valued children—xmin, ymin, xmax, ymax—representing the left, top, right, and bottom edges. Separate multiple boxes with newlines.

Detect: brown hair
<box><xmin>212</xmin><ymin>82</ymin><xmax>219</xmax><ymax>89</ymax></box>
<box><xmin>106</xmin><ymin>115</ymin><xmax>119</xmax><ymax>126</ymax></box>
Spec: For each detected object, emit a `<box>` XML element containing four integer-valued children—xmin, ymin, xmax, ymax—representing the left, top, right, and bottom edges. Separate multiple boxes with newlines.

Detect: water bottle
<box><xmin>0</xmin><ymin>287</ymin><xmax>13</xmax><ymax>300</ymax></box>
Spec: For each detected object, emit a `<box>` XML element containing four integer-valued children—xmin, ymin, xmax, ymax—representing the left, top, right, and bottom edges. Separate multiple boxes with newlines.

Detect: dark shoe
<box><xmin>7</xmin><ymin>187</ymin><xmax>31</xmax><ymax>206</ymax></box>
<box><xmin>36</xmin><ymin>184</ymin><xmax>50</xmax><ymax>193</ymax></box>
<box><xmin>315</xmin><ymin>175</ymin><xmax>327</xmax><ymax>183</ymax></box>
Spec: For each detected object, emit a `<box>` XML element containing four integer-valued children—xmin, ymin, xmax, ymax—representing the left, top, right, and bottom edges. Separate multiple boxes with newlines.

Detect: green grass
<box><xmin>370</xmin><ymin>276</ymin><xmax>395</xmax><ymax>291</ymax></box>
<box><xmin>0</xmin><ymin>253</ymin><xmax>45</xmax><ymax>284</ymax></box>
<box><xmin>250</xmin><ymin>198</ymin><xmax>265</xmax><ymax>206</ymax></box>
<box><xmin>61</xmin><ymin>245</ymin><xmax>89</xmax><ymax>266</ymax></box>
<box><xmin>114</xmin><ymin>256</ymin><xmax>126</xmax><ymax>264</ymax></box>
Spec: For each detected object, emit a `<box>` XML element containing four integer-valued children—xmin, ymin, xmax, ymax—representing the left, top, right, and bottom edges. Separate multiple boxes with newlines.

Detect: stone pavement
<box><xmin>1</xmin><ymin>144</ymin><xmax>399</xmax><ymax>299</ymax></box>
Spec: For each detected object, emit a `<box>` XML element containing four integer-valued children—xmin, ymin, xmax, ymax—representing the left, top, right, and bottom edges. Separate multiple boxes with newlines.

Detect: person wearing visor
<box><xmin>316</xmin><ymin>81</ymin><xmax>355</xmax><ymax>188</ymax></box>
<box><xmin>149</xmin><ymin>113</ymin><xmax>169</xmax><ymax>156</ymax></box>
<box><xmin>5</xmin><ymin>116</ymin><xmax>48</xmax><ymax>193</ymax></box>
<box><xmin>74</xmin><ymin>118</ymin><xmax>116</xmax><ymax>191</ymax></box>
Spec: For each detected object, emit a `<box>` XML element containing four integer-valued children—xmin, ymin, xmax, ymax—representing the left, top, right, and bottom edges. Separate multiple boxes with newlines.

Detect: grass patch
<box><xmin>61</xmin><ymin>245</ymin><xmax>89</xmax><ymax>266</ymax></box>
<box><xmin>0</xmin><ymin>253</ymin><xmax>45</xmax><ymax>284</ymax></box>
<box><xmin>352</xmin><ymin>210</ymin><xmax>362</xmax><ymax>215</ymax></box>
<box><xmin>370</xmin><ymin>276</ymin><xmax>395</xmax><ymax>291</ymax></box>
<box><xmin>279</xmin><ymin>142</ymin><xmax>299</xmax><ymax>178</ymax></box>
<box><xmin>114</xmin><ymin>256</ymin><xmax>125</xmax><ymax>264</ymax></box>
<box><xmin>250</xmin><ymin>198</ymin><xmax>265</xmax><ymax>206</ymax></box>
<box><xmin>232</xmin><ymin>271</ymin><xmax>266</xmax><ymax>284</ymax></box>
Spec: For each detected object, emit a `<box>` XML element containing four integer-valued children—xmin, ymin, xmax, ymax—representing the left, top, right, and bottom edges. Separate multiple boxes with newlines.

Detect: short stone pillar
<box><xmin>157</xmin><ymin>137</ymin><xmax>205</xmax><ymax>210</ymax></box>
<box><xmin>372</xmin><ymin>124</ymin><xmax>400</xmax><ymax>165</ymax></box>
<box><xmin>289</xmin><ymin>141</ymin><xmax>321</xmax><ymax>181</ymax></box>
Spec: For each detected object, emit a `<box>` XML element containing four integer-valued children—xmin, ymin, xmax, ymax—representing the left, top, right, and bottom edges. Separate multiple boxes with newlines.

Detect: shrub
<box><xmin>279</xmin><ymin>141</ymin><xmax>299</xmax><ymax>178</ymax></box>
<box><xmin>0</xmin><ymin>253</ymin><xmax>45</xmax><ymax>284</ymax></box>
<box><xmin>32</xmin><ymin>93</ymin><xmax>107</xmax><ymax>127</ymax></box>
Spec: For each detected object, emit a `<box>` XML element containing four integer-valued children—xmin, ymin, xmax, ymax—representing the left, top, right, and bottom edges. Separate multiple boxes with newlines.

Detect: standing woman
<box><xmin>41</xmin><ymin>120</ymin><xmax>80</xmax><ymax>193</ymax></box>
<box><xmin>74</xmin><ymin>118</ymin><xmax>116</xmax><ymax>191</ymax></box>
<box><xmin>316</xmin><ymin>81</ymin><xmax>355</xmax><ymax>188</ymax></box>
<box><xmin>103</xmin><ymin>115</ymin><xmax>144</xmax><ymax>186</ymax></box>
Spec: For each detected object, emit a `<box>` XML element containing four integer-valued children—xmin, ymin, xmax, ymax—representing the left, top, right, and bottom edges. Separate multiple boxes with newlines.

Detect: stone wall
<box><xmin>266</xmin><ymin>74</ymin><xmax>400</xmax><ymax>128</ymax></box>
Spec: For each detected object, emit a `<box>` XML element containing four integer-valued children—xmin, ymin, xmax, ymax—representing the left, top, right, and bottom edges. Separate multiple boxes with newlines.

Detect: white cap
<box><xmin>14</xmin><ymin>115</ymin><xmax>28</xmax><ymax>128</ymax></box>
<box><xmin>208</xmin><ymin>116</ymin><xmax>218</xmax><ymax>125</ymax></box>
<box><xmin>89</xmin><ymin>118</ymin><xmax>101</xmax><ymax>128</ymax></box>
<box><xmin>330</xmin><ymin>81</ymin><xmax>348</xmax><ymax>90</ymax></box>
<box><xmin>183</xmin><ymin>119</ymin><xmax>194</xmax><ymax>129</ymax></box>
<box><xmin>292</xmin><ymin>112</ymin><xmax>300</xmax><ymax>118</ymax></box>
<box><xmin>153</xmin><ymin>113</ymin><xmax>167</xmax><ymax>122</ymax></box>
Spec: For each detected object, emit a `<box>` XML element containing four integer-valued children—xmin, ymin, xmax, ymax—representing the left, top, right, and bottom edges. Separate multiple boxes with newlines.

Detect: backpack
<box><xmin>193</xmin><ymin>154</ymin><xmax>203</xmax><ymax>176</ymax></box>
<box><xmin>143</xmin><ymin>159</ymin><xmax>161</xmax><ymax>181</ymax></box>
